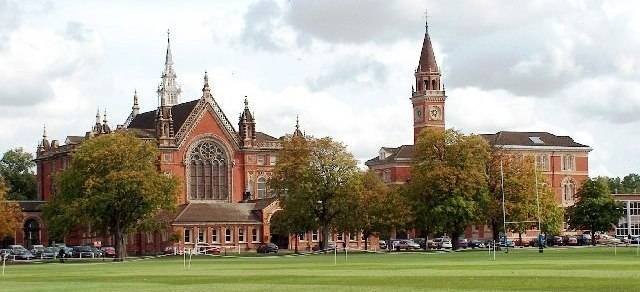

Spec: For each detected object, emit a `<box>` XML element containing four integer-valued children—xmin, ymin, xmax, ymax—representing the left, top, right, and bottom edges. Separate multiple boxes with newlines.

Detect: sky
<box><xmin>0</xmin><ymin>0</ymin><xmax>638</xmax><ymax>178</ymax></box>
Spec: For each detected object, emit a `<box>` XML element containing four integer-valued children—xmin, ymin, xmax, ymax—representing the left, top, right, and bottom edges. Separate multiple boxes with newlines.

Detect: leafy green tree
<box><xmin>0</xmin><ymin>148</ymin><xmax>37</xmax><ymax>200</ymax></box>
<box><xmin>408</xmin><ymin>128</ymin><xmax>491</xmax><ymax>250</ymax></box>
<box><xmin>0</xmin><ymin>177</ymin><xmax>23</xmax><ymax>240</ymax></box>
<box><xmin>567</xmin><ymin>178</ymin><xmax>624</xmax><ymax>246</ymax></box>
<box><xmin>43</xmin><ymin>133</ymin><xmax>179</xmax><ymax>260</ymax></box>
<box><xmin>270</xmin><ymin>136</ymin><xmax>359</xmax><ymax>251</ymax></box>
<box><xmin>621</xmin><ymin>173</ymin><xmax>640</xmax><ymax>194</ymax></box>
<box><xmin>334</xmin><ymin>171</ymin><xmax>413</xmax><ymax>251</ymax></box>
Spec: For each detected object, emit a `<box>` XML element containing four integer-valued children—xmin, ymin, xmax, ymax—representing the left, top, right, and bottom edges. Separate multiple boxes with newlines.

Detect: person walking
<box><xmin>58</xmin><ymin>248</ymin><xmax>66</xmax><ymax>263</ymax></box>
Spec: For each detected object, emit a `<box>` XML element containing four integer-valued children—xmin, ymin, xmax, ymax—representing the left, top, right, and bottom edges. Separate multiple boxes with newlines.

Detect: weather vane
<box><xmin>424</xmin><ymin>9</ymin><xmax>429</xmax><ymax>30</ymax></box>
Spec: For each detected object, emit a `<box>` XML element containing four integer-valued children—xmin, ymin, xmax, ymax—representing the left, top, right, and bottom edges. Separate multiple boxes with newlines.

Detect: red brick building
<box><xmin>366</xmin><ymin>20</ymin><xmax>592</xmax><ymax>239</ymax></box>
<box><xmin>30</xmin><ymin>33</ymin><xmax>291</xmax><ymax>254</ymax></box>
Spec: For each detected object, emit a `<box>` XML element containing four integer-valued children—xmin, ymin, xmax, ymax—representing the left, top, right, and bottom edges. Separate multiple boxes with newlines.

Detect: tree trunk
<box><xmin>591</xmin><ymin>226</ymin><xmax>596</xmax><ymax>246</ymax></box>
<box><xmin>321</xmin><ymin>222</ymin><xmax>331</xmax><ymax>252</ymax></box>
<box><xmin>294</xmin><ymin>233</ymin><xmax>299</xmax><ymax>254</ymax></box>
<box><xmin>491</xmin><ymin>221</ymin><xmax>500</xmax><ymax>242</ymax></box>
<box><xmin>114</xmin><ymin>228</ymin><xmax>125</xmax><ymax>262</ymax></box>
<box><xmin>451</xmin><ymin>231</ymin><xmax>460</xmax><ymax>250</ymax></box>
<box><xmin>518</xmin><ymin>232</ymin><xmax>523</xmax><ymax>248</ymax></box>
<box><xmin>363</xmin><ymin>231</ymin><xmax>369</xmax><ymax>251</ymax></box>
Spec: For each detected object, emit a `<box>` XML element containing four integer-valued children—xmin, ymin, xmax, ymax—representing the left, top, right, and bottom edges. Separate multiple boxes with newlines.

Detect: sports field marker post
<box><xmin>334</xmin><ymin>247</ymin><xmax>337</xmax><ymax>265</ymax></box>
<box><xmin>2</xmin><ymin>254</ymin><xmax>6</xmax><ymax>276</ymax></box>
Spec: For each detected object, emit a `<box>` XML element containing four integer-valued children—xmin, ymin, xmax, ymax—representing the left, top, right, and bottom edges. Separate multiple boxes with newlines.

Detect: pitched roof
<box><xmin>365</xmin><ymin>145</ymin><xmax>413</xmax><ymax>166</ymax></box>
<box><xmin>256</xmin><ymin>132</ymin><xmax>279</xmax><ymax>142</ymax></box>
<box><xmin>127</xmin><ymin>99</ymin><xmax>200</xmax><ymax>136</ymax></box>
<box><xmin>480</xmin><ymin>131</ymin><xmax>590</xmax><ymax>148</ymax></box>
<box><xmin>249</xmin><ymin>197</ymin><xmax>279</xmax><ymax>211</ymax></box>
<box><xmin>173</xmin><ymin>202</ymin><xmax>262</xmax><ymax>224</ymax></box>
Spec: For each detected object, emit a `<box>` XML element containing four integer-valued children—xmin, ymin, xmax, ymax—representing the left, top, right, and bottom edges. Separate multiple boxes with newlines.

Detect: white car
<box><xmin>441</xmin><ymin>240</ymin><xmax>452</xmax><ymax>249</ymax></box>
<box><xmin>597</xmin><ymin>235</ymin><xmax>621</xmax><ymax>245</ymax></box>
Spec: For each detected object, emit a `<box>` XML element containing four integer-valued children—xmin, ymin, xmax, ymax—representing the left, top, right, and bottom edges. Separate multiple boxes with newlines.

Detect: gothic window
<box><xmin>257</xmin><ymin>177</ymin><xmax>267</xmax><ymax>199</ymax></box>
<box><xmin>431</xmin><ymin>80</ymin><xmax>437</xmax><ymax>90</ymax></box>
<box><xmin>536</xmin><ymin>154</ymin><xmax>550</xmax><ymax>171</ymax></box>
<box><xmin>188</xmin><ymin>140</ymin><xmax>229</xmax><ymax>200</ymax></box>
<box><xmin>424</xmin><ymin>80</ymin><xmax>429</xmax><ymax>90</ymax></box>
<box><xmin>562</xmin><ymin>178</ymin><xmax>576</xmax><ymax>204</ymax></box>
<box><xmin>562</xmin><ymin>154</ymin><xmax>575</xmax><ymax>171</ymax></box>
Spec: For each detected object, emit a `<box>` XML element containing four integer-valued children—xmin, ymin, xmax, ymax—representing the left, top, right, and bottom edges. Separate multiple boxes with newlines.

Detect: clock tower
<box><xmin>411</xmin><ymin>18</ymin><xmax>446</xmax><ymax>143</ymax></box>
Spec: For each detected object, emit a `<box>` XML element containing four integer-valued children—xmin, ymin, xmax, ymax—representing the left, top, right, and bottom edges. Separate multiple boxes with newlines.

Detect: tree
<box><xmin>334</xmin><ymin>171</ymin><xmax>413</xmax><ymax>251</ymax></box>
<box><xmin>0</xmin><ymin>148</ymin><xmax>37</xmax><ymax>201</ymax></box>
<box><xmin>621</xmin><ymin>173</ymin><xmax>640</xmax><ymax>194</ymax></box>
<box><xmin>567</xmin><ymin>178</ymin><xmax>624</xmax><ymax>246</ymax></box>
<box><xmin>270</xmin><ymin>136</ymin><xmax>359</xmax><ymax>251</ymax></box>
<box><xmin>408</xmin><ymin>128</ymin><xmax>491</xmax><ymax>250</ymax></box>
<box><xmin>42</xmin><ymin>132</ymin><xmax>179</xmax><ymax>260</ymax></box>
<box><xmin>0</xmin><ymin>177</ymin><xmax>23</xmax><ymax>241</ymax></box>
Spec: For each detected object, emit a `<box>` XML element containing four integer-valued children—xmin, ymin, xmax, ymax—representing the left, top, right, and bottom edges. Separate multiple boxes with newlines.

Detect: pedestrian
<box><xmin>58</xmin><ymin>248</ymin><xmax>65</xmax><ymax>263</ymax></box>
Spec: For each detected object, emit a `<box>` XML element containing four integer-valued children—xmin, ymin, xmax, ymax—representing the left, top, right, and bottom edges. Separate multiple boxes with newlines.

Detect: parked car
<box><xmin>441</xmin><ymin>240</ymin><xmax>453</xmax><ymax>249</ymax></box>
<box><xmin>379</xmin><ymin>240</ymin><xmax>387</xmax><ymax>250</ymax></box>
<box><xmin>413</xmin><ymin>238</ymin><xmax>426</xmax><ymax>249</ymax></box>
<box><xmin>0</xmin><ymin>249</ymin><xmax>12</xmax><ymax>260</ymax></box>
<box><xmin>467</xmin><ymin>239</ymin><xmax>485</xmax><ymax>249</ymax></box>
<box><xmin>33</xmin><ymin>247</ymin><xmax>57</xmax><ymax>259</ymax></box>
<box><xmin>397</xmin><ymin>239</ymin><xmax>421</xmax><ymax>251</ymax></box>
<box><xmin>257</xmin><ymin>243</ymin><xmax>279</xmax><ymax>254</ymax></box>
<box><xmin>577</xmin><ymin>234</ymin><xmax>592</xmax><ymax>246</ymax></box>
<box><xmin>631</xmin><ymin>236</ymin><xmax>640</xmax><ymax>244</ymax></box>
<box><xmin>433</xmin><ymin>237</ymin><xmax>451</xmax><ymax>249</ymax></box>
<box><xmin>457</xmin><ymin>238</ymin><xmax>468</xmax><ymax>249</ymax></box>
<box><xmin>197</xmin><ymin>244</ymin><xmax>221</xmax><ymax>255</ymax></box>
<box><xmin>313</xmin><ymin>241</ymin><xmax>336</xmax><ymax>251</ymax></box>
<box><xmin>9</xmin><ymin>249</ymin><xmax>35</xmax><ymax>260</ymax></box>
<box><xmin>91</xmin><ymin>247</ymin><xmax>104</xmax><ymax>258</ymax></box>
<box><xmin>514</xmin><ymin>238</ymin><xmax>530</xmax><ymax>247</ymax></box>
<box><xmin>596</xmin><ymin>235</ymin><xmax>621</xmax><ymax>245</ymax></box>
<box><xmin>565</xmin><ymin>236</ymin><xmax>578</xmax><ymax>246</ymax></box>
<box><xmin>71</xmin><ymin>245</ymin><xmax>95</xmax><ymax>258</ymax></box>
<box><xmin>101</xmin><ymin>247</ymin><xmax>116</xmax><ymax>258</ymax></box>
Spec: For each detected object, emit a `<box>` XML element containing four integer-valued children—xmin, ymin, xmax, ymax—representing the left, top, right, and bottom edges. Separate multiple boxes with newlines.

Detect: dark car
<box><xmin>468</xmin><ymin>239</ymin><xmax>485</xmax><ymax>248</ymax></box>
<box><xmin>71</xmin><ymin>246</ymin><xmax>94</xmax><ymax>258</ymax></box>
<box><xmin>413</xmin><ymin>238</ymin><xmax>426</xmax><ymax>249</ymax></box>
<box><xmin>457</xmin><ymin>238</ymin><xmax>468</xmax><ymax>249</ymax></box>
<box><xmin>257</xmin><ymin>243</ymin><xmax>279</xmax><ymax>254</ymax></box>
<box><xmin>33</xmin><ymin>247</ymin><xmax>57</xmax><ymax>259</ymax></box>
<box><xmin>9</xmin><ymin>249</ymin><xmax>35</xmax><ymax>260</ymax></box>
<box><xmin>101</xmin><ymin>247</ymin><xmax>116</xmax><ymax>258</ymax></box>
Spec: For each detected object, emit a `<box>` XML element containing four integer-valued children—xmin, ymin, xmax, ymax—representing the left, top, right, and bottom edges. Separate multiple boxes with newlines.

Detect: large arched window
<box><xmin>188</xmin><ymin>140</ymin><xmax>229</xmax><ymax>200</ymax></box>
<box><xmin>562</xmin><ymin>178</ymin><xmax>576</xmax><ymax>204</ymax></box>
<box><xmin>23</xmin><ymin>219</ymin><xmax>40</xmax><ymax>248</ymax></box>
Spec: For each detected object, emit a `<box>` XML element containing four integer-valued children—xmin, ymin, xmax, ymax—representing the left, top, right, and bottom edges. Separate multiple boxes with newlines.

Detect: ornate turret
<box><xmin>238</xmin><ymin>97</ymin><xmax>256</xmax><ymax>148</ymax></box>
<box><xmin>157</xmin><ymin>29</ymin><xmax>182</xmax><ymax>106</ymax></box>
<box><xmin>292</xmin><ymin>115</ymin><xmax>304</xmax><ymax>138</ymax></box>
<box><xmin>124</xmin><ymin>90</ymin><xmax>140</xmax><ymax>127</ymax></box>
<box><xmin>202</xmin><ymin>71</ymin><xmax>213</xmax><ymax>102</ymax></box>
<box><xmin>411</xmin><ymin>12</ymin><xmax>446</xmax><ymax>142</ymax></box>
<box><xmin>92</xmin><ymin>107</ymin><xmax>103</xmax><ymax>134</ymax></box>
<box><xmin>102</xmin><ymin>109</ymin><xmax>111</xmax><ymax>134</ymax></box>
<box><xmin>38</xmin><ymin>125</ymin><xmax>50</xmax><ymax>153</ymax></box>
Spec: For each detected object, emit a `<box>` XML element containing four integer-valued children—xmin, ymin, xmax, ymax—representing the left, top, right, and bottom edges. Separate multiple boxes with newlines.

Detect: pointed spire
<box><xmin>43</xmin><ymin>124</ymin><xmax>47</xmax><ymax>139</ymax></box>
<box><xmin>418</xmin><ymin>10</ymin><xmax>438</xmax><ymax>73</ymax></box>
<box><xmin>165</xmin><ymin>29</ymin><xmax>173</xmax><ymax>66</ymax></box>
<box><xmin>95</xmin><ymin>107</ymin><xmax>101</xmax><ymax>124</ymax></box>
<box><xmin>292</xmin><ymin>115</ymin><xmax>304</xmax><ymax>138</ymax></box>
<box><xmin>40</xmin><ymin>124</ymin><xmax>50</xmax><ymax>151</ymax></box>
<box><xmin>132</xmin><ymin>90</ymin><xmax>140</xmax><ymax>115</ymax></box>
<box><xmin>202</xmin><ymin>71</ymin><xmax>212</xmax><ymax>101</ymax></box>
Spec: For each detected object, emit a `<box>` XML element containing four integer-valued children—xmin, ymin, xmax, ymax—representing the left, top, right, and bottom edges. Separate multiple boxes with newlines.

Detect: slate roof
<box><xmin>419</xmin><ymin>28</ymin><xmax>438</xmax><ymax>72</ymax></box>
<box><xmin>480</xmin><ymin>131</ymin><xmax>590</xmax><ymax>148</ymax></box>
<box><xmin>127</xmin><ymin>99</ymin><xmax>200</xmax><ymax>137</ymax></box>
<box><xmin>173</xmin><ymin>202</ymin><xmax>263</xmax><ymax>224</ymax></box>
<box><xmin>256</xmin><ymin>132</ymin><xmax>279</xmax><ymax>142</ymax></box>
<box><xmin>365</xmin><ymin>145</ymin><xmax>413</xmax><ymax>166</ymax></box>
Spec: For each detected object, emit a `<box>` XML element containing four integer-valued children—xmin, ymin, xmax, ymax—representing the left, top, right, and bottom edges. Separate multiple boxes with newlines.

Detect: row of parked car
<box><xmin>0</xmin><ymin>244</ymin><xmax>116</xmax><ymax>261</ymax></box>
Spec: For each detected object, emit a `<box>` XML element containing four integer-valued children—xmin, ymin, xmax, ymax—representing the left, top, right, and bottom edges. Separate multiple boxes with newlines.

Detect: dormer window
<box><xmin>529</xmin><ymin>137</ymin><xmax>544</xmax><ymax>144</ymax></box>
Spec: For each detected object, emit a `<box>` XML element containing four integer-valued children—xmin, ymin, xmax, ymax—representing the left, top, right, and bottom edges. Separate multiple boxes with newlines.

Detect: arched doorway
<box><xmin>23</xmin><ymin>218</ymin><xmax>41</xmax><ymax>249</ymax></box>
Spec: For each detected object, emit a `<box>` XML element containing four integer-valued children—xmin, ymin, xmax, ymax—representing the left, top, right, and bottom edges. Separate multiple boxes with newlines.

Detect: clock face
<box><xmin>429</xmin><ymin>106</ymin><xmax>442</xmax><ymax>120</ymax></box>
<box><xmin>414</xmin><ymin>107</ymin><xmax>423</xmax><ymax>121</ymax></box>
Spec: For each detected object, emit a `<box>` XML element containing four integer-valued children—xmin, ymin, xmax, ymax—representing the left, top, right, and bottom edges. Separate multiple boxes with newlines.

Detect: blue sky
<box><xmin>0</xmin><ymin>0</ymin><xmax>638</xmax><ymax>177</ymax></box>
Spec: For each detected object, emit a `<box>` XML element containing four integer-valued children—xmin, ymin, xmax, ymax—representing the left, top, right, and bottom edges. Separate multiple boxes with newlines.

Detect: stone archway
<box><xmin>23</xmin><ymin>218</ymin><xmax>41</xmax><ymax>249</ymax></box>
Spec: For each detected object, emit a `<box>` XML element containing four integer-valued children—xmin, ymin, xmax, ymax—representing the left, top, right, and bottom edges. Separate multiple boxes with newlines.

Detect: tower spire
<box><xmin>238</xmin><ymin>96</ymin><xmax>256</xmax><ymax>148</ymax></box>
<box><xmin>292</xmin><ymin>115</ymin><xmax>303</xmax><ymax>138</ymax></box>
<box><xmin>202</xmin><ymin>71</ymin><xmax>212</xmax><ymax>101</ymax></box>
<box><xmin>158</xmin><ymin>30</ymin><xmax>181</xmax><ymax>106</ymax></box>
<box><xmin>166</xmin><ymin>29</ymin><xmax>173</xmax><ymax>66</ymax></box>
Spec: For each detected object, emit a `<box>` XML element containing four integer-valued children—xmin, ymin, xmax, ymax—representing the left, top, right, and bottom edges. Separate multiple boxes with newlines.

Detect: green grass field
<box><xmin>1</xmin><ymin>247</ymin><xmax>640</xmax><ymax>291</ymax></box>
